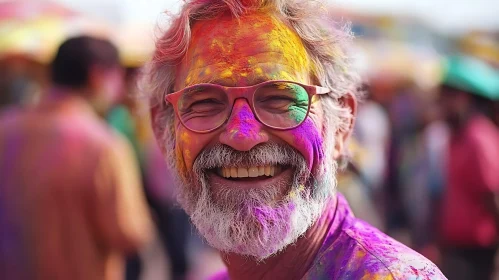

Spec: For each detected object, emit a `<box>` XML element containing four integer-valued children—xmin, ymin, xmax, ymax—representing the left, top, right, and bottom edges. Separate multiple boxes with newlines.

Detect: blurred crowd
<box><xmin>1</xmin><ymin>1</ymin><xmax>498</xmax><ymax>280</ymax></box>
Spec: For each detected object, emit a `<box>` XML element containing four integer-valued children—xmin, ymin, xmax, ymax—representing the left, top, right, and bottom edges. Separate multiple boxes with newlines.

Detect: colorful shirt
<box><xmin>211</xmin><ymin>195</ymin><xmax>446</xmax><ymax>280</ymax></box>
<box><xmin>0</xmin><ymin>96</ymin><xmax>152</xmax><ymax>280</ymax></box>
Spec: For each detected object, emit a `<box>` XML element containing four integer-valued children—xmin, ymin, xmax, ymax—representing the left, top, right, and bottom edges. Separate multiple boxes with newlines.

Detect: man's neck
<box><xmin>221</xmin><ymin>198</ymin><xmax>338</xmax><ymax>280</ymax></box>
<box><xmin>48</xmin><ymin>86</ymin><xmax>86</xmax><ymax>100</ymax></box>
<box><xmin>450</xmin><ymin>111</ymin><xmax>480</xmax><ymax>135</ymax></box>
<box><xmin>47</xmin><ymin>87</ymin><xmax>106</xmax><ymax>117</ymax></box>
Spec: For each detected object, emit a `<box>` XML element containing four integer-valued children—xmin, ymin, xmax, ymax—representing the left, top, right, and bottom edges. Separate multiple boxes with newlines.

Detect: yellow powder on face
<box><xmin>179</xmin><ymin>131</ymin><xmax>193</xmax><ymax>167</ymax></box>
<box><xmin>175</xmin><ymin>147</ymin><xmax>188</xmax><ymax>179</ymax></box>
<box><xmin>173</xmin><ymin>13</ymin><xmax>319</xmax><ymax>175</ymax></box>
<box><xmin>265</xmin><ymin>15</ymin><xmax>310</xmax><ymax>76</ymax></box>
<box><xmin>178</xmin><ymin>11</ymin><xmax>313</xmax><ymax>87</ymax></box>
<box><xmin>184</xmin><ymin>149</ymin><xmax>192</xmax><ymax>162</ymax></box>
<box><xmin>220</xmin><ymin>69</ymin><xmax>233</xmax><ymax>79</ymax></box>
<box><xmin>287</xmin><ymin>184</ymin><xmax>306</xmax><ymax>199</ymax></box>
<box><xmin>176</xmin><ymin>131</ymin><xmax>195</xmax><ymax>180</ymax></box>
<box><xmin>185</xmin><ymin>75</ymin><xmax>192</xmax><ymax>85</ymax></box>
<box><xmin>180</xmin><ymin>131</ymin><xmax>191</xmax><ymax>143</ymax></box>
<box><xmin>278</xmin><ymin>70</ymin><xmax>295</xmax><ymax>81</ymax></box>
<box><xmin>185</xmin><ymin>58</ymin><xmax>211</xmax><ymax>86</ymax></box>
<box><xmin>210</xmin><ymin>38</ymin><xmax>229</xmax><ymax>54</ymax></box>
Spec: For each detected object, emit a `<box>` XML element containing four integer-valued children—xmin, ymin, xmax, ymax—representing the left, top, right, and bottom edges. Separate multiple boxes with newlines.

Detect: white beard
<box><xmin>173</xmin><ymin>143</ymin><xmax>338</xmax><ymax>260</ymax></box>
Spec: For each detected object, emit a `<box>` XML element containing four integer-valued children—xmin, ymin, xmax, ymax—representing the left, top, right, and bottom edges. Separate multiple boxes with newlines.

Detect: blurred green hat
<box><xmin>442</xmin><ymin>55</ymin><xmax>499</xmax><ymax>100</ymax></box>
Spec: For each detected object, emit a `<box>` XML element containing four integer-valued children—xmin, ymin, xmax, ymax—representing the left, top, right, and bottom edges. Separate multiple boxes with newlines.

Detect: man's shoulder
<box><xmin>208</xmin><ymin>270</ymin><xmax>229</xmax><ymax>280</ymax></box>
<box><xmin>49</xmin><ymin>106</ymin><xmax>126</xmax><ymax>151</ymax></box>
<box><xmin>0</xmin><ymin>104</ymin><xmax>125</xmax><ymax>156</ymax></box>
<box><xmin>463</xmin><ymin>116</ymin><xmax>499</xmax><ymax>164</ymax></box>
<box><xmin>308</xmin><ymin>218</ymin><xmax>446</xmax><ymax>279</ymax></box>
<box><xmin>346</xmin><ymin>219</ymin><xmax>445</xmax><ymax>279</ymax></box>
<box><xmin>466</xmin><ymin>115</ymin><xmax>499</xmax><ymax>144</ymax></box>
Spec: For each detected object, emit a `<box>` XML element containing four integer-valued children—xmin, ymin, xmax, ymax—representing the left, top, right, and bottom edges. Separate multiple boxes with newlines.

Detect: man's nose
<box><xmin>219</xmin><ymin>99</ymin><xmax>269</xmax><ymax>151</ymax></box>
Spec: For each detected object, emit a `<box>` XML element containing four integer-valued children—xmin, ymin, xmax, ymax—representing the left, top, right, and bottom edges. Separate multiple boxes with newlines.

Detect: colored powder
<box><xmin>290</xmin><ymin>118</ymin><xmax>325</xmax><ymax>171</ymax></box>
<box><xmin>226</xmin><ymin>103</ymin><xmax>261</xmax><ymax>141</ymax></box>
<box><xmin>287</xmin><ymin>83</ymin><xmax>309</xmax><ymax>124</ymax></box>
<box><xmin>178</xmin><ymin>11</ymin><xmax>312</xmax><ymax>88</ymax></box>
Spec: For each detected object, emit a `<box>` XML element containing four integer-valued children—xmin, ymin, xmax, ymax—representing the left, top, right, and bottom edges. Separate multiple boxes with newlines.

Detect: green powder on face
<box><xmin>287</xmin><ymin>84</ymin><xmax>309</xmax><ymax>124</ymax></box>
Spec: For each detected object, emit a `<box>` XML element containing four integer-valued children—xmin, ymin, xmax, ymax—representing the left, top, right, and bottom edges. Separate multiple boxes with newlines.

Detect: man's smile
<box><xmin>217</xmin><ymin>165</ymin><xmax>286</xmax><ymax>179</ymax></box>
<box><xmin>207</xmin><ymin>165</ymin><xmax>294</xmax><ymax>188</ymax></box>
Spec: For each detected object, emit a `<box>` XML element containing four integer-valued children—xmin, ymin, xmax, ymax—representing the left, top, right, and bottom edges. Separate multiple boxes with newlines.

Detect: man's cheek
<box><xmin>175</xmin><ymin>128</ymin><xmax>196</xmax><ymax>179</ymax></box>
<box><xmin>284</xmin><ymin>118</ymin><xmax>325</xmax><ymax>170</ymax></box>
<box><xmin>175</xmin><ymin>144</ymin><xmax>189</xmax><ymax>181</ymax></box>
<box><xmin>174</xmin><ymin>143</ymin><xmax>190</xmax><ymax>182</ymax></box>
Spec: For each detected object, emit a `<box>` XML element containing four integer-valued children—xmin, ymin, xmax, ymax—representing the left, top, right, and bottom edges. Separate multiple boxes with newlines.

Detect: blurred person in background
<box><xmin>493</xmin><ymin>101</ymin><xmax>499</xmax><ymax>127</ymax></box>
<box><xmin>143</xmin><ymin>142</ymin><xmax>191</xmax><ymax>280</ymax></box>
<box><xmin>354</xmin><ymin>83</ymin><xmax>390</xmax><ymax>193</ymax></box>
<box><xmin>337</xmin><ymin>83</ymin><xmax>386</xmax><ymax>231</ymax></box>
<box><xmin>438</xmin><ymin>55</ymin><xmax>499</xmax><ymax>280</ymax></box>
<box><xmin>418</xmin><ymin>99</ymin><xmax>450</xmax><ymax>263</ymax></box>
<box><xmin>106</xmin><ymin>67</ymin><xmax>152</xmax><ymax>280</ymax></box>
<box><xmin>384</xmin><ymin>76</ymin><xmax>424</xmax><ymax>245</ymax></box>
<box><xmin>351</xmin><ymin>83</ymin><xmax>390</xmax><ymax>229</ymax></box>
<box><xmin>141</xmin><ymin>0</ymin><xmax>446</xmax><ymax>279</ymax></box>
<box><xmin>0</xmin><ymin>35</ymin><xmax>152</xmax><ymax>280</ymax></box>
<box><xmin>108</xmin><ymin>67</ymin><xmax>193</xmax><ymax>280</ymax></box>
<box><xmin>0</xmin><ymin>56</ymin><xmax>46</xmax><ymax>109</ymax></box>
<box><xmin>336</xmin><ymin>139</ymin><xmax>385</xmax><ymax>231</ymax></box>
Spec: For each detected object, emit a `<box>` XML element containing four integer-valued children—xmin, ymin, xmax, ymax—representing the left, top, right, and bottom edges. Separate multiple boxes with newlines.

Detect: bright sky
<box><xmin>54</xmin><ymin>0</ymin><xmax>499</xmax><ymax>34</ymax></box>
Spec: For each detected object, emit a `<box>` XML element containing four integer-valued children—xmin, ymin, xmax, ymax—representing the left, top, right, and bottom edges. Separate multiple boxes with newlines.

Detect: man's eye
<box><xmin>188</xmin><ymin>99</ymin><xmax>225</xmax><ymax>112</ymax></box>
<box><xmin>261</xmin><ymin>96</ymin><xmax>295</xmax><ymax>103</ymax></box>
<box><xmin>267</xmin><ymin>95</ymin><xmax>297</xmax><ymax>103</ymax></box>
<box><xmin>192</xmin><ymin>98</ymin><xmax>220</xmax><ymax>105</ymax></box>
<box><xmin>258</xmin><ymin>96</ymin><xmax>297</xmax><ymax>110</ymax></box>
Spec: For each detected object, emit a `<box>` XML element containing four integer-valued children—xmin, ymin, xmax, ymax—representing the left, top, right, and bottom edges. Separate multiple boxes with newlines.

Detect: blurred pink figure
<box><xmin>438</xmin><ymin>56</ymin><xmax>499</xmax><ymax>280</ymax></box>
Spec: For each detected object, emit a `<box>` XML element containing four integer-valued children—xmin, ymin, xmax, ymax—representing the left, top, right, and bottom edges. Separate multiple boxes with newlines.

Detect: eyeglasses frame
<box><xmin>164</xmin><ymin>80</ymin><xmax>331</xmax><ymax>133</ymax></box>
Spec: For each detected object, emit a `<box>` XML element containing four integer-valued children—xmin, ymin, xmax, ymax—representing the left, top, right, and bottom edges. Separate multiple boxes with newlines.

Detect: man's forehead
<box><xmin>176</xmin><ymin>11</ymin><xmax>311</xmax><ymax>87</ymax></box>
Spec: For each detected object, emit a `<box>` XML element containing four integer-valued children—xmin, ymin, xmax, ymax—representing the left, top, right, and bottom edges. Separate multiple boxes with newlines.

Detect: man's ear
<box><xmin>150</xmin><ymin>103</ymin><xmax>172</xmax><ymax>155</ymax></box>
<box><xmin>150</xmin><ymin>103</ymin><xmax>160</xmax><ymax>125</ymax></box>
<box><xmin>332</xmin><ymin>92</ymin><xmax>357</xmax><ymax>160</ymax></box>
<box><xmin>150</xmin><ymin>103</ymin><xmax>163</xmax><ymax>138</ymax></box>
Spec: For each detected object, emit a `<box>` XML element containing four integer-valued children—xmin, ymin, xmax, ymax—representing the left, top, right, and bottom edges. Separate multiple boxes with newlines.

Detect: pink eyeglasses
<box><xmin>165</xmin><ymin>80</ymin><xmax>331</xmax><ymax>133</ymax></box>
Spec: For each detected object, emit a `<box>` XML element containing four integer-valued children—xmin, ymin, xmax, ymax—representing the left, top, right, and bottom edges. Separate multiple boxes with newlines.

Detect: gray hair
<box><xmin>140</xmin><ymin>0</ymin><xmax>360</xmax><ymax>170</ymax></box>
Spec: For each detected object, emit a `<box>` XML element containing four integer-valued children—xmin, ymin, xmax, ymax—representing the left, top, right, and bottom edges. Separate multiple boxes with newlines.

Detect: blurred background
<box><xmin>1</xmin><ymin>0</ymin><xmax>498</xmax><ymax>279</ymax></box>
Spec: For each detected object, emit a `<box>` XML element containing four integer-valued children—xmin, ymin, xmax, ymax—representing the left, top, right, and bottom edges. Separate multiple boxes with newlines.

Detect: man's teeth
<box><xmin>218</xmin><ymin>166</ymin><xmax>282</xmax><ymax>178</ymax></box>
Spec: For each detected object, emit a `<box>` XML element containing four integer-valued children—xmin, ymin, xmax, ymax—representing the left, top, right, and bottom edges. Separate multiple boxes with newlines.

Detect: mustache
<box><xmin>193</xmin><ymin>142</ymin><xmax>307</xmax><ymax>171</ymax></box>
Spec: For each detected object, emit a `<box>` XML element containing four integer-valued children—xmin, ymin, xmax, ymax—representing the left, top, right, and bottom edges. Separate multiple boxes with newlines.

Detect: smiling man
<box><xmin>141</xmin><ymin>0</ymin><xmax>446</xmax><ymax>279</ymax></box>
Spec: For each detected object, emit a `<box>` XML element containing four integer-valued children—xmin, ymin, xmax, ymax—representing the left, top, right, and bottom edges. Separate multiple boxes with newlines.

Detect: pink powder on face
<box><xmin>175</xmin><ymin>12</ymin><xmax>312</xmax><ymax>89</ymax></box>
<box><xmin>288</xmin><ymin>118</ymin><xmax>325</xmax><ymax>171</ymax></box>
<box><xmin>173</xmin><ymin>11</ymin><xmax>319</xmax><ymax>172</ymax></box>
<box><xmin>222</xmin><ymin>98</ymin><xmax>325</xmax><ymax>173</ymax></box>
<box><xmin>225</xmin><ymin>101</ymin><xmax>262</xmax><ymax>141</ymax></box>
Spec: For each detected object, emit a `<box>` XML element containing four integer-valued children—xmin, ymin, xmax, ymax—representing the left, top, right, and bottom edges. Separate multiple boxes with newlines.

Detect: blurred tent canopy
<box><xmin>114</xmin><ymin>23</ymin><xmax>155</xmax><ymax>68</ymax></box>
<box><xmin>459</xmin><ymin>32</ymin><xmax>499</xmax><ymax>66</ymax></box>
<box><xmin>0</xmin><ymin>0</ymin><xmax>77</xmax><ymax>20</ymax></box>
<box><xmin>442</xmin><ymin>55</ymin><xmax>499</xmax><ymax>100</ymax></box>
<box><xmin>0</xmin><ymin>0</ymin><xmax>154</xmax><ymax>67</ymax></box>
<box><xmin>357</xmin><ymin>40</ymin><xmax>441</xmax><ymax>91</ymax></box>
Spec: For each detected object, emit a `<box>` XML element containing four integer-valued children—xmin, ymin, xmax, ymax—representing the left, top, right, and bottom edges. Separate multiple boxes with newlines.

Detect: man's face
<box><xmin>89</xmin><ymin>65</ymin><xmax>125</xmax><ymax>115</ymax></box>
<box><xmin>439</xmin><ymin>85</ymin><xmax>471</xmax><ymax>129</ymax></box>
<box><xmin>166</xmin><ymin>12</ymin><xmax>338</xmax><ymax>258</ymax></box>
